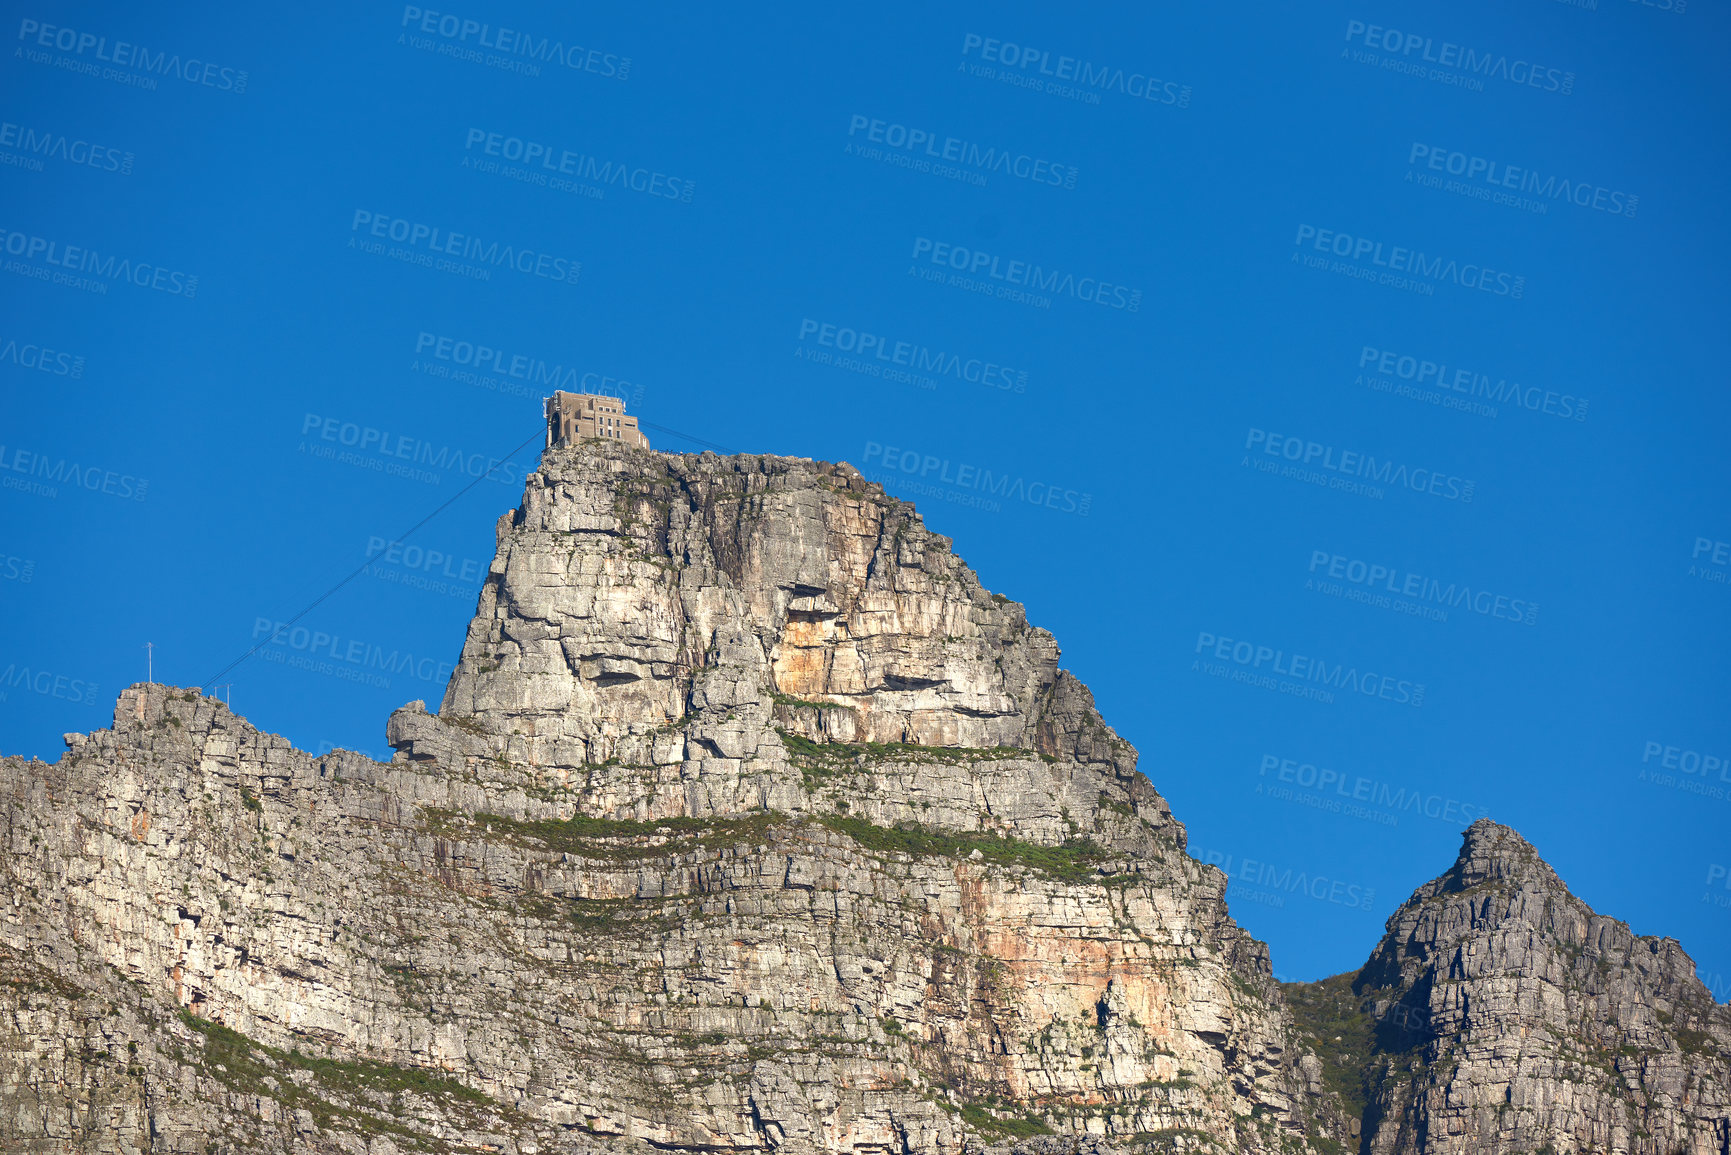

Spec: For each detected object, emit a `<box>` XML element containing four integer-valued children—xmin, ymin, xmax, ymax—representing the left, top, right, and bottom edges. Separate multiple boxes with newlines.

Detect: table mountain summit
<box><xmin>4</xmin><ymin>441</ymin><xmax>1726</xmax><ymax>1153</ymax></box>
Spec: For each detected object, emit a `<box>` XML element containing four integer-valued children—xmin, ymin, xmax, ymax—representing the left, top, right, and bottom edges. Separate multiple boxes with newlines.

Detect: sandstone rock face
<box><xmin>0</xmin><ymin>443</ymin><xmax>1340</xmax><ymax>1154</ymax></box>
<box><xmin>1293</xmin><ymin>819</ymin><xmax>1731</xmax><ymax>1155</ymax></box>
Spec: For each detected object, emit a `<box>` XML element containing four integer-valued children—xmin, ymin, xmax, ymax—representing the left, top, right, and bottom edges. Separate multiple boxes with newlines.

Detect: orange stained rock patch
<box><xmin>774</xmin><ymin>638</ymin><xmax>831</xmax><ymax>698</ymax></box>
<box><xmin>780</xmin><ymin>618</ymin><xmax>833</xmax><ymax>649</ymax></box>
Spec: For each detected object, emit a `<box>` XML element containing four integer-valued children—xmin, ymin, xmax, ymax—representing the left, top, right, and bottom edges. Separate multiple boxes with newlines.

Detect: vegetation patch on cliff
<box><xmin>0</xmin><ymin>944</ymin><xmax>86</xmax><ymax>1002</ymax></box>
<box><xmin>778</xmin><ymin>728</ymin><xmax>1038</xmax><ymax>771</ymax></box>
<box><xmin>176</xmin><ymin>1009</ymin><xmax>505</xmax><ymax>1147</ymax></box>
<box><xmin>1280</xmin><ymin>972</ymin><xmax>1376</xmax><ymax>1142</ymax></box>
<box><xmin>425</xmin><ymin>806</ymin><xmax>780</xmax><ymax>860</ymax></box>
<box><xmin>816</xmin><ymin>813</ymin><xmax>1113</xmax><ymax>884</ymax></box>
<box><xmin>958</xmin><ymin>1099</ymin><xmax>1052</xmax><ymax>1138</ymax></box>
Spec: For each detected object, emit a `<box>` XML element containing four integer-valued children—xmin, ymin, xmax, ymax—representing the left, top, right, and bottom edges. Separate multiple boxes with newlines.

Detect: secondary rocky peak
<box><xmin>1291</xmin><ymin>820</ymin><xmax>1731</xmax><ymax>1154</ymax></box>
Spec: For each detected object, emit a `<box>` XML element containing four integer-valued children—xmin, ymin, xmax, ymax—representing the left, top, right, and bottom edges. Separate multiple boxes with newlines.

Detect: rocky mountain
<box><xmin>1287</xmin><ymin>821</ymin><xmax>1731</xmax><ymax>1155</ymax></box>
<box><xmin>2</xmin><ymin>440</ymin><xmax>1726</xmax><ymax>1154</ymax></box>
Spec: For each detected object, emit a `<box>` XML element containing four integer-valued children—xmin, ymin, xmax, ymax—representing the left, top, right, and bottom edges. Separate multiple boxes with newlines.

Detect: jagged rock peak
<box><xmin>1332</xmin><ymin>820</ymin><xmax>1731</xmax><ymax>1154</ymax></box>
<box><xmin>1428</xmin><ymin>816</ymin><xmax>1566</xmax><ymax>893</ymax></box>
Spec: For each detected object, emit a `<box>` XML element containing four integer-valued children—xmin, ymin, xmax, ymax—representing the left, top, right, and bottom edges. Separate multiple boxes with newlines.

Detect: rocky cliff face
<box><xmin>1286</xmin><ymin>821</ymin><xmax>1731</xmax><ymax>1155</ymax></box>
<box><xmin>0</xmin><ymin>442</ymin><xmax>1337</xmax><ymax>1154</ymax></box>
<box><xmin>1</xmin><ymin>441</ymin><xmax>1725</xmax><ymax>1155</ymax></box>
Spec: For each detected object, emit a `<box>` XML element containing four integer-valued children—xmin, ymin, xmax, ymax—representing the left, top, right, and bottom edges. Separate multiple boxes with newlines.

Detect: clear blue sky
<box><xmin>2</xmin><ymin>1</ymin><xmax>1727</xmax><ymax>986</ymax></box>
